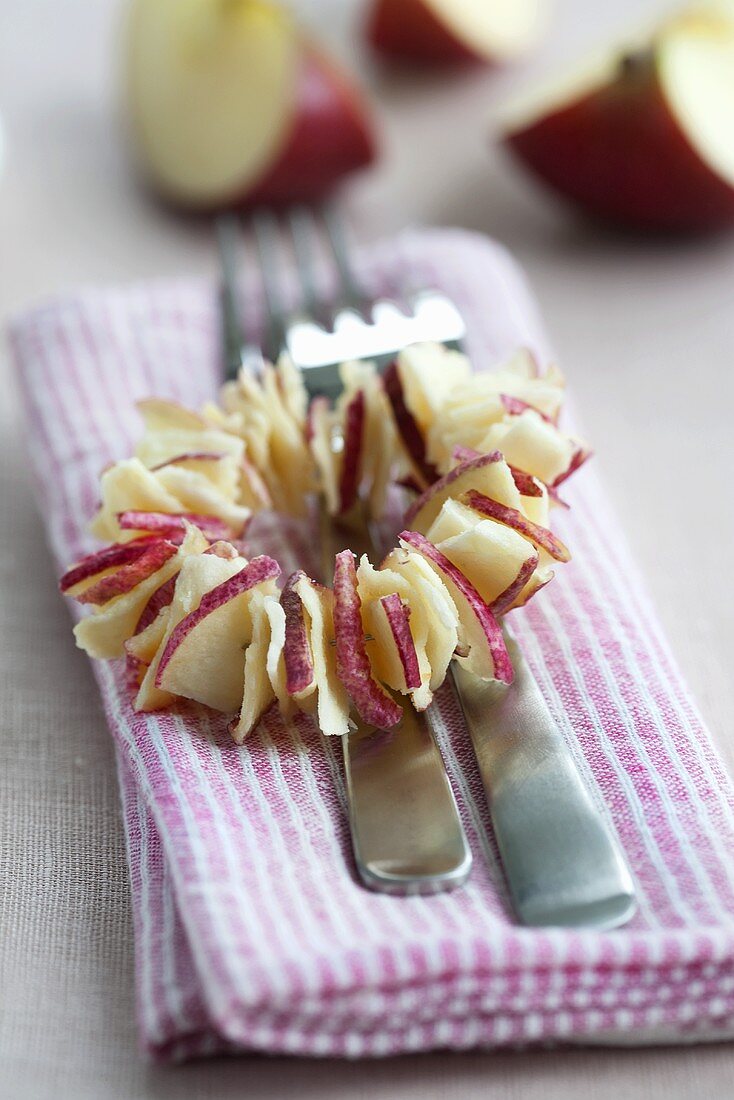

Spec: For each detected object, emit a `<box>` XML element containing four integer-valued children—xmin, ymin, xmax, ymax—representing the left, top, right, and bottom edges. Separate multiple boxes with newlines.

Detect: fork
<box><xmin>217</xmin><ymin>206</ymin><xmax>638</xmax><ymax>927</ymax></box>
<box><xmin>218</xmin><ymin>206</ymin><xmax>472</xmax><ymax>895</ymax></box>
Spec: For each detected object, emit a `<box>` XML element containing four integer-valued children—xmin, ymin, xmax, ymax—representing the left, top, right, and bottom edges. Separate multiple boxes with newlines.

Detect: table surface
<box><xmin>2</xmin><ymin>0</ymin><xmax>734</xmax><ymax>1096</ymax></box>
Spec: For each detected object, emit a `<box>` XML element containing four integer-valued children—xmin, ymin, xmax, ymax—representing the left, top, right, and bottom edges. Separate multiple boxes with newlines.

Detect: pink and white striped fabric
<box><xmin>10</xmin><ymin>229</ymin><xmax>734</xmax><ymax>1061</ymax></box>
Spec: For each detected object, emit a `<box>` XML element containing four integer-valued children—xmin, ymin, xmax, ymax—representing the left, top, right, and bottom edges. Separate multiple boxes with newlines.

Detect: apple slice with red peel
<box><xmin>333</xmin><ymin>550</ymin><xmax>403</xmax><ymax>729</ymax></box>
<box><xmin>127</xmin><ymin>0</ymin><xmax>375</xmax><ymax>211</ymax></box>
<box><xmin>125</xmin><ymin>605</ymin><xmax>170</xmax><ymax>667</ymax></box>
<box><xmin>504</xmin><ymin>7</ymin><xmax>734</xmax><ymax>232</ymax></box>
<box><xmin>480</xmin><ymin>409</ymin><xmax>582</xmax><ymax>486</ymax></box>
<box><xmin>154</xmin><ymin>465</ymin><xmax>251</xmax><ymax>537</ymax></box>
<box><xmin>427</xmin><ymin>510</ymin><xmax>540</xmax><ymax>609</ymax></box>
<box><xmin>463</xmin><ymin>489</ymin><xmax>570</xmax><ymax>562</ymax></box>
<box><xmin>74</xmin><ymin>540</ymin><xmax>178</xmax><ymax>606</ymax></box>
<box><xmin>281</xmin><ymin>571</ymin><xmax>316</xmax><ymax>700</ymax></box>
<box><xmin>155</xmin><ymin>554</ymin><xmax>280</xmax><ymax>713</ymax></box>
<box><xmin>292</xmin><ymin>574</ymin><xmax>351</xmax><ymax>737</ymax></box>
<box><xmin>133</xmin><ymin>575</ymin><xmax>177</xmax><ymax>635</ymax></box>
<box><xmin>118</xmin><ymin>509</ymin><xmax>232</xmax><ymax>543</ymax></box>
<box><xmin>356</xmin><ymin>555</ymin><xmax>431</xmax><ymax>707</ymax></box>
<box><xmin>379</xmin><ymin>594</ymin><xmax>422</xmax><ymax>691</ymax></box>
<box><xmin>398</xmin><ymin>532</ymin><xmax>513</xmax><ymax>683</ymax></box>
<box><xmin>59</xmin><ymin>538</ymin><xmax>159</xmax><ymax>595</ymax></box>
<box><xmin>74</xmin><ymin>524</ymin><xmax>209</xmax><ymax>660</ymax></box>
<box><xmin>405</xmin><ymin>450</ymin><xmax>520</xmax><ymax>533</ymax></box>
<box><xmin>337</xmin><ymin>388</ymin><xmax>366</xmax><ymax>515</ymax></box>
<box><xmin>367</xmin><ymin>0</ymin><xmax>546</xmax><ymax>65</ymax></box>
<box><xmin>382</xmin><ymin>547</ymin><xmax>459</xmax><ymax>693</ymax></box>
<box><xmin>500</xmin><ymin>393</ymin><xmax>555</xmax><ymax>425</ymax></box>
<box><xmin>230</xmin><ymin>591</ymin><xmax>276</xmax><ymax>743</ymax></box>
<box><xmin>552</xmin><ymin>443</ymin><xmax>592</xmax><ymax>488</ymax></box>
<box><xmin>91</xmin><ymin>458</ymin><xmax>189</xmax><ymax>542</ymax></box>
<box><xmin>261</xmin><ymin>594</ymin><xmax>295</xmax><ymax>720</ymax></box>
<box><xmin>384</xmin><ymin>360</ymin><xmax>438</xmax><ymax>489</ymax></box>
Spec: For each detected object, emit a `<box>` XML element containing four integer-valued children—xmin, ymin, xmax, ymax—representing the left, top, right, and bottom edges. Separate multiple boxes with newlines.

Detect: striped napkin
<box><xmin>10</xmin><ymin>229</ymin><xmax>734</xmax><ymax>1061</ymax></box>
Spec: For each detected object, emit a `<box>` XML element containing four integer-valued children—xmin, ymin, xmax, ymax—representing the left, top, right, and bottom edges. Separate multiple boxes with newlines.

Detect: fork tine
<box><xmin>252</xmin><ymin>209</ymin><xmax>289</xmax><ymax>362</ymax></box>
<box><xmin>216</xmin><ymin>215</ymin><xmax>247</xmax><ymax>380</ymax></box>
<box><xmin>320</xmin><ymin>202</ymin><xmax>369</xmax><ymax>317</ymax></box>
<box><xmin>287</xmin><ymin>205</ymin><xmax>323</xmax><ymax>324</ymax></box>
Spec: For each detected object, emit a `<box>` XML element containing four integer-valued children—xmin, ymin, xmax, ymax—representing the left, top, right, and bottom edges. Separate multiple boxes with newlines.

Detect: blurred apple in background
<box><xmin>125</xmin><ymin>0</ymin><xmax>376</xmax><ymax>210</ymax></box>
<box><xmin>366</xmin><ymin>0</ymin><xmax>547</xmax><ymax>65</ymax></box>
<box><xmin>503</xmin><ymin>4</ymin><xmax>734</xmax><ymax>232</ymax></box>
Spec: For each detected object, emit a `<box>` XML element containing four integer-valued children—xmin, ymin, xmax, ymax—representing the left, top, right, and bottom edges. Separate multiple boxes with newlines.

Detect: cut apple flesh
<box><xmin>399</xmin><ymin>532</ymin><xmax>512</xmax><ymax>683</ymax></box>
<box><xmin>504</xmin><ymin>9</ymin><xmax>734</xmax><ymax>231</ymax></box>
<box><xmin>293</xmin><ymin>574</ymin><xmax>351</xmax><ymax>737</ymax></box>
<box><xmin>428</xmin><ymin>514</ymin><xmax>539</xmax><ymax>608</ymax></box>
<box><xmin>368</xmin><ymin>0</ymin><xmax>546</xmax><ymax>63</ymax></box>
<box><xmin>231</xmin><ymin>590</ymin><xmax>275</xmax><ymax>743</ymax></box>
<box><xmin>356</xmin><ymin>555</ymin><xmax>430</xmax><ymax>706</ymax></box>
<box><xmin>127</xmin><ymin>0</ymin><xmax>297</xmax><ymax>207</ymax></box>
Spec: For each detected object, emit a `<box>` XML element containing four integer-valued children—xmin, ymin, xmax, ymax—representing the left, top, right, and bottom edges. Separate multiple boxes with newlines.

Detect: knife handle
<box><xmin>452</xmin><ymin>633</ymin><xmax>636</xmax><ymax>928</ymax></box>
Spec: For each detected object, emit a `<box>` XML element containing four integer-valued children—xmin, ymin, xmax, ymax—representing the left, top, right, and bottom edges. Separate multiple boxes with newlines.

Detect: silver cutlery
<box><xmin>217</xmin><ymin>205</ymin><xmax>637</xmax><ymax>928</ymax></box>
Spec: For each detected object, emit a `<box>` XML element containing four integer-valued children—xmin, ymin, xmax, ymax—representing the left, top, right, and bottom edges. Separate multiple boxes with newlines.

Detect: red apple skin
<box><xmin>243</xmin><ymin>47</ymin><xmax>377</xmax><ymax>207</ymax></box>
<box><xmin>333</xmin><ymin>550</ymin><xmax>403</xmax><ymax>729</ymax></box>
<box><xmin>281</xmin><ymin>571</ymin><xmax>315</xmax><ymax>696</ymax></box>
<box><xmin>59</xmin><ymin>538</ymin><xmax>159</xmax><ymax>593</ymax></box>
<box><xmin>338</xmin><ymin>389</ymin><xmax>366</xmax><ymax>515</ymax></box>
<box><xmin>463</xmin><ymin>489</ymin><xmax>570</xmax><ymax>562</ymax></box>
<box><xmin>366</xmin><ymin>0</ymin><xmax>482</xmax><ymax>64</ymax></box>
<box><xmin>506</xmin><ymin>55</ymin><xmax>734</xmax><ymax>232</ymax></box>
<box><xmin>384</xmin><ymin>360</ymin><xmax>439</xmax><ymax>488</ymax></box>
<box><xmin>75</xmin><ymin>541</ymin><xmax>178</xmax><ymax>605</ymax></box>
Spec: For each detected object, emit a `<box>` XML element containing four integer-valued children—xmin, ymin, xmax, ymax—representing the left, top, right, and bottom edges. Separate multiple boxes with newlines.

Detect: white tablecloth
<box><xmin>1</xmin><ymin>0</ymin><xmax>733</xmax><ymax>1095</ymax></box>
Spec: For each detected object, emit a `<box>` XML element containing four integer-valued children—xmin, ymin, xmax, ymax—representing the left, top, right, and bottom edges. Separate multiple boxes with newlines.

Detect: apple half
<box><xmin>367</xmin><ymin>0</ymin><xmax>546</xmax><ymax>65</ymax></box>
<box><xmin>127</xmin><ymin>0</ymin><xmax>376</xmax><ymax>210</ymax></box>
<box><xmin>503</xmin><ymin>6</ymin><xmax>734</xmax><ymax>232</ymax></box>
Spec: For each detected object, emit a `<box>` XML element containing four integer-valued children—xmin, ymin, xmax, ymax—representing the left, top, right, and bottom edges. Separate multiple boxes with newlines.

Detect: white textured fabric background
<box><xmin>1</xmin><ymin>0</ymin><xmax>734</xmax><ymax>1096</ymax></box>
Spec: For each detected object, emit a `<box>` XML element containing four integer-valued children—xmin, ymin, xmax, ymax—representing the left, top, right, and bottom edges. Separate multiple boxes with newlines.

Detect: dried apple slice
<box><xmin>462</xmin><ymin>489</ymin><xmax>570</xmax><ymax>561</ymax></box>
<box><xmin>154</xmin><ymin>465</ymin><xmax>251</xmax><ymax>536</ymax></box>
<box><xmin>399</xmin><ymin>531</ymin><xmax>513</xmax><ymax>683</ymax></box>
<box><xmin>154</xmin><ymin>553</ymin><xmax>280</xmax><ymax>713</ymax></box>
<box><xmin>74</xmin><ymin>540</ymin><xmax>178</xmax><ymax>606</ymax></box>
<box><xmin>118</xmin><ymin>510</ymin><xmax>232</xmax><ymax>543</ymax></box>
<box><xmin>281</xmin><ymin>571</ymin><xmax>316</xmax><ymax>700</ymax></box>
<box><xmin>59</xmin><ymin>538</ymin><xmax>160</xmax><ymax>596</ymax></box>
<box><xmin>230</xmin><ymin>591</ymin><xmax>276</xmax><ymax>743</ymax></box>
<box><xmin>308</xmin><ymin>397</ymin><xmax>340</xmax><ymax>516</ymax></box>
<box><xmin>427</xmin><ymin>506</ymin><xmax>540</xmax><ymax>607</ymax></box>
<box><xmin>91</xmin><ymin>458</ymin><xmax>187</xmax><ymax>542</ymax></box>
<box><xmin>74</xmin><ymin>523</ymin><xmax>209</xmax><ymax>660</ymax></box>
<box><xmin>356</xmin><ymin>555</ymin><xmax>431</xmax><ymax>708</ymax></box>
<box><xmin>261</xmin><ymin>593</ymin><xmax>295</xmax><ymax>719</ymax></box>
<box><xmin>382</xmin><ymin>546</ymin><xmax>459</xmax><ymax>692</ymax></box>
<box><xmin>384</xmin><ymin>359</ymin><xmax>438</xmax><ymax>488</ymax></box>
<box><xmin>479</xmin><ymin>409</ymin><xmax>581</xmax><ymax>485</ymax></box>
<box><xmin>125</xmin><ymin>605</ymin><xmax>170</xmax><ymax>666</ymax></box>
<box><xmin>293</xmin><ymin>573</ymin><xmax>351</xmax><ymax>737</ymax></box>
<box><xmin>333</xmin><ymin>550</ymin><xmax>403</xmax><ymax>729</ymax></box>
<box><xmin>405</xmin><ymin>450</ymin><xmax>520</xmax><ymax>533</ymax></box>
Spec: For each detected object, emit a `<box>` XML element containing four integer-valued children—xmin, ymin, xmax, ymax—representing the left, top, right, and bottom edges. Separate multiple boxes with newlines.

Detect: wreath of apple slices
<box><xmin>61</xmin><ymin>343</ymin><xmax>589</xmax><ymax>742</ymax></box>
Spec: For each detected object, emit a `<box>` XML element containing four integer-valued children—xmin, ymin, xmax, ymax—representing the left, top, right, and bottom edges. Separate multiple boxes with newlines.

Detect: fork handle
<box><xmin>341</xmin><ymin>711</ymin><xmax>472</xmax><ymax>894</ymax></box>
<box><xmin>452</xmin><ymin>633</ymin><xmax>636</xmax><ymax>928</ymax></box>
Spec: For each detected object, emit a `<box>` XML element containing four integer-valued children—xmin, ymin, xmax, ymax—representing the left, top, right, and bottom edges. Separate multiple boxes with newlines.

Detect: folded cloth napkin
<box><xmin>10</xmin><ymin>228</ymin><xmax>734</xmax><ymax>1061</ymax></box>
